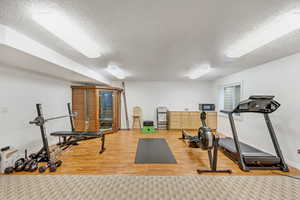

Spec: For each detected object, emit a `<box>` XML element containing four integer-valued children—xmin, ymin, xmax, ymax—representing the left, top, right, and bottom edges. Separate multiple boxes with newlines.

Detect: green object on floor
<box><xmin>142</xmin><ymin>126</ymin><xmax>155</xmax><ymax>133</ymax></box>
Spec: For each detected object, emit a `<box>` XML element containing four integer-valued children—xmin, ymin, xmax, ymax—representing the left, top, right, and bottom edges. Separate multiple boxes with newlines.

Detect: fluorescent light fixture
<box><xmin>225</xmin><ymin>9</ymin><xmax>300</xmax><ymax>58</ymax></box>
<box><xmin>0</xmin><ymin>24</ymin><xmax>109</xmax><ymax>84</ymax></box>
<box><xmin>186</xmin><ymin>64</ymin><xmax>211</xmax><ymax>79</ymax></box>
<box><xmin>105</xmin><ymin>64</ymin><xmax>128</xmax><ymax>79</ymax></box>
<box><xmin>31</xmin><ymin>10</ymin><xmax>101</xmax><ymax>58</ymax></box>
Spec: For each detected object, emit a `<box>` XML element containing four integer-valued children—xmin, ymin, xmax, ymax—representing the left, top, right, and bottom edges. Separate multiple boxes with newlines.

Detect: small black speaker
<box><xmin>143</xmin><ymin>121</ymin><xmax>154</xmax><ymax>126</ymax></box>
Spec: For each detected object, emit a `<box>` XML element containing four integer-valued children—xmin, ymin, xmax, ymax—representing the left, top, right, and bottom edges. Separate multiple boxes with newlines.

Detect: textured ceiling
<box><xmin>1</xmin><ymin>0</ymin><xmax>300</xmax><ymax>81</ymax></box>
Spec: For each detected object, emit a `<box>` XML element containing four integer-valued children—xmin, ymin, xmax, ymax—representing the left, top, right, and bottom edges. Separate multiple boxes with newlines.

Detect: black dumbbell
<box><xmin>4</xmin><ymin>167</ymin><xmax>14</xmax><ymax>174</ymax></box>
<box><xmin>14</xmin><ymin>158</ymin><xmax>26</xmax><ymax>172</ymax></box>
<box><xmin>24</xmin><ymin>159</ymin><xmax>34</xmax><ymax>171</ymax></box>
<box><xmin>56</xmin><ymin>160</ymin><xmax>62</xmax><ymax>168</ymax></box>
<box><xmin>29</xmin><ymin>153</ymin><xmax>37</xmax><ymax>160</ymax></box>
<box><xmin>39</xmin><ymin>160</ymin><xmax>62</xmax><ymax>173</ymax></box>
<box><xmin>49</xmin><ymin>161</ymin><xmax>57</xmax><ymax>172</ymax></box>
<box><xmin>14</xmin><ymin>150</ymin><xmax>29</xmax><ymax>172</ymax></box>
<box><xmin>29</xmin><ymin>160</ymin><xmax>38</xmax><ymax>172</ymax></box>
<box><xmin>39</xmin><ymin>164</ymin><xmax>49</xmax><ymax>173</ymax></box>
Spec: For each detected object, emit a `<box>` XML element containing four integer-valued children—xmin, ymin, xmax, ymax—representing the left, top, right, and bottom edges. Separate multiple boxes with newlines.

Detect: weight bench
<box><xmin>49</xmin><ymin>103</ymin><xmax>106</xmax><ymax>154</ymax></box>
<box><xmin>50</xmin><ymin>131</ymin><xmax>105</xmax><ymax>154</ymax></box>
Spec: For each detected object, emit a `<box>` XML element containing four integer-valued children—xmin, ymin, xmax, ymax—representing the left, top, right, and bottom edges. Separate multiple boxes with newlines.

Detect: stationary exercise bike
<box><xmin>181</xmin><ymin>107</ymin><xmax>232</xmax><ymax>174</ymax></box>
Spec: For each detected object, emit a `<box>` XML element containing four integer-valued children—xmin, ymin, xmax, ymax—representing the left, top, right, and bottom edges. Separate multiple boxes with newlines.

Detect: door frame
<box><xmin>98</xmin><ymin>88</ymin><xmax>122</xmax><ymax>134</ymax></box>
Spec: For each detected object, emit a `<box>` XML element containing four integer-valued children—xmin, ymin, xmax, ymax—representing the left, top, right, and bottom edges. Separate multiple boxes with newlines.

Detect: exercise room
<box><xmin>0</xmin><ymin>0</ymin><xmax>300</xmax><ymax>199</ymax></box>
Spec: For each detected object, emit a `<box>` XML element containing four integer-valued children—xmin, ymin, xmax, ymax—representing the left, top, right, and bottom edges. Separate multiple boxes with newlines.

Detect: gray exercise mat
<box><xmin>135</xmin><ymin>138</ymin><xmax>177</xmax><ymax>164</ymax></box>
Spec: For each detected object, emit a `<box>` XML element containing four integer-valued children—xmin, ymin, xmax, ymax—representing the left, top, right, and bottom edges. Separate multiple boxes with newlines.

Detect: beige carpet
<box><xmin>0</xmin><ymin>175</ymin><xmax>299</xmax><ymax>200</ymax></box>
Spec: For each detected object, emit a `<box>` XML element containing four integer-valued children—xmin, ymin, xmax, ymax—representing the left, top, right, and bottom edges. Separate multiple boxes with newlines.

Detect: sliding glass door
<box><xmin>99</xmin><ymin>91</ymin><xmax>113</xmax><ymax>131</ymax></box>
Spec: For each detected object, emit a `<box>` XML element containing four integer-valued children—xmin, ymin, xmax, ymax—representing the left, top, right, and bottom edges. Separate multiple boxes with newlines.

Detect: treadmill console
<box><xmin>234</xmin><ymin>95</ymin><xmax>280</xmax><ymax>113</ymax></box>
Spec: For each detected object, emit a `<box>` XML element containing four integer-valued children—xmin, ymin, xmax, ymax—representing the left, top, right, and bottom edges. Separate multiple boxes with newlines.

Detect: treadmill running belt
<box><xmin>219</xmin><ymin>138</ymin><xmax>274</xmax><ymax>156</ymax></box>
<box><xmin>135</xmin><ymin>138</ymin><xmax>177</xmax><ymax>164</ymax></box>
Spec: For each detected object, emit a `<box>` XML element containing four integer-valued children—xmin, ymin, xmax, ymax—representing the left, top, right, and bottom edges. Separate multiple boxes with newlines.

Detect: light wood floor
<box><xmin>18</xmin><ymin>130</ymin><xmax>300</xmax><ymax>176</ymax></box>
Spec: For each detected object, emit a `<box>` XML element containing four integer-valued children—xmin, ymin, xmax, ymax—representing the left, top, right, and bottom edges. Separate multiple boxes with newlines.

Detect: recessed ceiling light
<box><xmin>225</xmin><ymin>9</ymin><xmax>300</xmax><ymax>58</ymax></box>
<box><xmin>105</xmin><ymin>64</ymin><xmax>128</xmax><ymax>79</ymax></box>
<box><xmin>186</xmin><ymin>64</ymin><xmax>211</xmax><ymax>79</ymax></box>
<box><xmin>31</xmin><ymin>9</ymin><xmax>102</xmax><ymax>58</ymax></box>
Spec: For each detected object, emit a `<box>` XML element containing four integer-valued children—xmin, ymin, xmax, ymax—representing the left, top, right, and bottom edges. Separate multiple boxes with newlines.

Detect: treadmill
<box><xmin>219</xmin><ymin>95</ymin><xmax>289</xmax><ymax>172</ymax></box>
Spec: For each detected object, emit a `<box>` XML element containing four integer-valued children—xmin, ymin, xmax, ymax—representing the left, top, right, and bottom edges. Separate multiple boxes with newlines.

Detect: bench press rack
<box><xmin>30</xmin><ymin>103</ymin><xmax>106</xmax><ymax>155</ymax></box>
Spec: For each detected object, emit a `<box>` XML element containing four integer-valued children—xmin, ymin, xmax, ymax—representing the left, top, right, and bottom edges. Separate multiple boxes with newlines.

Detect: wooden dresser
<box><xmin>168</xmin><ymin>111</ymin><xmax>217</xmax><ymax>130</ymax></box>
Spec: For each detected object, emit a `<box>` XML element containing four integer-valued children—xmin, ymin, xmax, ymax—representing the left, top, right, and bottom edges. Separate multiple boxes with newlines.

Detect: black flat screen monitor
<box><xmin>199</xmin><ymin>104</ymin><xmax>215</xmax><ymax>111</ymax></box>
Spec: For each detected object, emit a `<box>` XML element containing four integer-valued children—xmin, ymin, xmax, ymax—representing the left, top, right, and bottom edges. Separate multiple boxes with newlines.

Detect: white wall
<box><xmin>214</xmin><ymin>52</ymin><xmax>300</xmax><ymax>169</ymax></box>
<box><xmin>112</xmin><ymin>81</ymin><xmax>215</xmax><ymax>128</ymax></box>
<box><xmin>0</xmin><ymin>64</ymin><xmax>72</xmax><ymax>154</ymax></box>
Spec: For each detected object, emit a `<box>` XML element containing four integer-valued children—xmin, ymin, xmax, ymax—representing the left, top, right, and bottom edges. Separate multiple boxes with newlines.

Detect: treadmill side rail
<box><xmin>227</xmin><ymin>113</ymin><xmax>248</xmax><ymax>171</ymax></box>
<box><xmin>264</xmin><ymin>113</ymin><xmax>289</xmax><ymax>172</ymax></box>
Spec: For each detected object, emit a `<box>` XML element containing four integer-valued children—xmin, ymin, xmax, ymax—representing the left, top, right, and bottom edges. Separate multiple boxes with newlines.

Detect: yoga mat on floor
<box><xmin>135</xmin><ymin>138</ymin><xmax>177</xmax><ymax>163</ymax></box>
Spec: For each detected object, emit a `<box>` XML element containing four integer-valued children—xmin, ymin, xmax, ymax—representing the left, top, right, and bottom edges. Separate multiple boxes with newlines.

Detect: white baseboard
<box><xmin>286</xmin><ymin>160</ymin><xmax>300</xmax><ymax>170</ymax></box>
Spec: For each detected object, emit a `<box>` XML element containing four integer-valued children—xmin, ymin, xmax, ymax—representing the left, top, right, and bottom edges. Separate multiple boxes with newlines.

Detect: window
<box><xmin>223</xmin><ymin>84</ymin><xmax>241</xmax><ymax>111</ymax></box>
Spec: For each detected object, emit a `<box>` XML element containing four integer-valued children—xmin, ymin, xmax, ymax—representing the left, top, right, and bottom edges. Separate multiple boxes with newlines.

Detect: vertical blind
<box><xmin>224</xmin><ymin>85</ymin><xmax>241</xmax><ymax>111</ymax></box>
